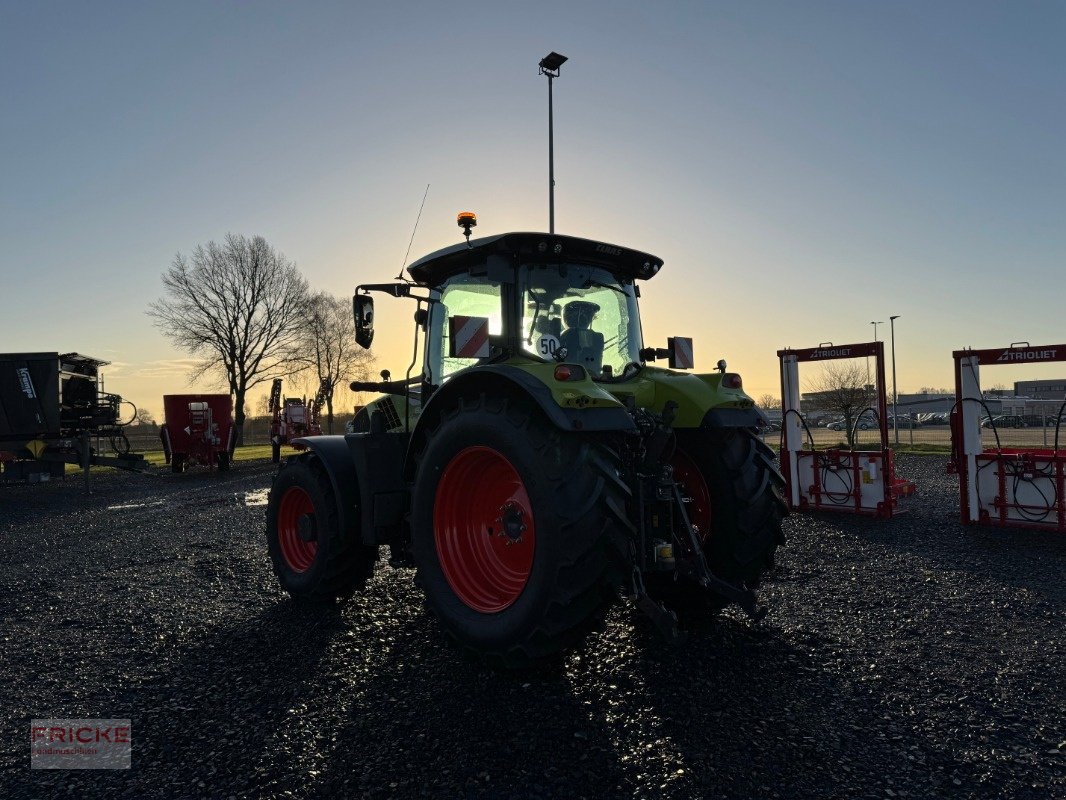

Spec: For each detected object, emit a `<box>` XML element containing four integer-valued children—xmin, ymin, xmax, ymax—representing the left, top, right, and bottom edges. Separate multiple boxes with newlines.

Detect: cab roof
<box><xmin>406</xmin><ymin>232</ymin><xmax>663</xmax><ymax>286</ymax></box>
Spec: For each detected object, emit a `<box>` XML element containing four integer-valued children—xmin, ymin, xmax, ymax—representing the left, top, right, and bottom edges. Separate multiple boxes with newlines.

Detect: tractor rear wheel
<box><xmin>266</xmin><ymin>455</ymin><xmax>377</xmax><ymax>601</ymax></box>
<box><xmin>411</xmin><ymin>394</ymin><xmax>631</xmax><ymax>667</ymax></box>
<box><xmin>665</xmin><ymin>428</ymin><xmax>786</xmax><ymax>617</ymax></box>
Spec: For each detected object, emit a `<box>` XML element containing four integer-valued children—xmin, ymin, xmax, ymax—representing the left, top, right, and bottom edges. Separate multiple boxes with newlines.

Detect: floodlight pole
<box><xmin>548</xmin><ymin>74</ymin><xmax>555</xmax><ymax>233</ymax></box>
<box><xmin>890</xmin><ymin>315</ymin><xmax>900</xmax><ymax>445</ymax></box>
<box><xmin>539</xmin><ymin>52</ymin><xmax>567</xmax><ymax>234</ymax></box>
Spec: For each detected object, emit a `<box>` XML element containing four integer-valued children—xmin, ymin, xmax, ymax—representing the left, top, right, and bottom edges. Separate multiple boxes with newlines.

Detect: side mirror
<box><xmin>353</xmin><ymin>295</ymin><xmax>374</xmax><ymax>349</ymax></box>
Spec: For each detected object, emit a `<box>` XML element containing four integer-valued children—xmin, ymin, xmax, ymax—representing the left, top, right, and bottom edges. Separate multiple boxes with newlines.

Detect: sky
<box><xmin>2</xmin><ymin>1</ymin><xmax>1064</xmax><ymax>419</ymax></box>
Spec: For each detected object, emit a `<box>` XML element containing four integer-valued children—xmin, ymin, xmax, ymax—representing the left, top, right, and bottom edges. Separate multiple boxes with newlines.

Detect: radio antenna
<box><xmin>396</xmin><ymin>183</ymin><xmax>430</xmax><ymax>280</ymax></box>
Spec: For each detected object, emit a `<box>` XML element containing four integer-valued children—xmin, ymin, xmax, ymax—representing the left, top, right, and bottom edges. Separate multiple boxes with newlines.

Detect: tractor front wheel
<box><xmin>266</xmin><ymin>455</ymin><xmax>377</xmax><ymax>601</ymax></box>
<box><xmin>411</xmin><ymin>395</ymin><xmax>631</xmax><ymax>667</ymax></box>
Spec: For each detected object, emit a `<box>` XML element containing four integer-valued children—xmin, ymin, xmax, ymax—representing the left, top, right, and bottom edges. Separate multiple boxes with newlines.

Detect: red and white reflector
<box><xmin>668</xmin><ymin>337</ymin><xmax>694</xmax><ymax>370</ymax></box>
<box><xmin>449</xmin><ymin>315</ymin><xmax>491</xmax><ymax>359</ymax></box>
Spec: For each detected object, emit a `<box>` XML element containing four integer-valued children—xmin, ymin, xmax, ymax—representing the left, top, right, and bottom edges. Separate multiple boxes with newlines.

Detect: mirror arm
<box><xmin>349</xmin><ymin>379</ymin><xmax>415</xmax><ymax>396</ymax></box>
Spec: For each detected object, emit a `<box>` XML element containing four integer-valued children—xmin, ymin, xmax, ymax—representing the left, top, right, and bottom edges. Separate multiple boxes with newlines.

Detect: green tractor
<box><xmin>266</xmin><ymin>219</ymin><xmax>786</xmax><ymax>666</ymax></box>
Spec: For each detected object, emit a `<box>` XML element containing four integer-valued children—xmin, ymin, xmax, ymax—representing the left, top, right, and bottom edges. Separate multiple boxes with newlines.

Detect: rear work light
<box><xmin>722</xmin><ymin>373</ymin><xmax>742</xmax><ymax>389</ymax></box>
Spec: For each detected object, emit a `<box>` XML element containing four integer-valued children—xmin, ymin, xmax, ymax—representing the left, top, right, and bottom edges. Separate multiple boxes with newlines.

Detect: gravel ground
<box><xmin>1</xmin><ymin>454</ymin><xmax>1063</xmax><ymax>799</ymax></box>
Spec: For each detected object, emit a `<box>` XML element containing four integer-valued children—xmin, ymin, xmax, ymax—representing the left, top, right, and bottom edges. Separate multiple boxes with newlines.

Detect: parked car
<box><xmin>916</xmin><ymin>412</ymin><xmax>948</xmax><ymax>426</ymax></box>
<box><xmin>886</xmin><ymin>415</ymin><xmax>921</xmax><ymax>428</ymax></box>
<box><xmin>983</xmin><ymin>415</ymin><xmax>1027</xmax><ymax>429</ymax></box>
<box><xmin>828</xmin><ymin>419</ymin><xmax>872</xmax><ymax>432</ymax></box>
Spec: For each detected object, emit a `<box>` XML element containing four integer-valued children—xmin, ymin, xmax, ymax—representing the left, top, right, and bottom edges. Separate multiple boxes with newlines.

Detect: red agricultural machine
<box><xmin>778</xmin><ymin>341</ymin><xmax>915</xmax><ymax>518</ymax></box>
<box><xmin>953</xmin><ymin>342</ymin><xmax>1066</xmax><ymax>532</ymax></box>
<box><xmin>159</xmin><ymin>394</ymin><xmax>236</xmax><ymax>473</ymax></box>
<box><xmin>268</xmin><ymin>378</ymin><xmax>326</xmax><ymax>463</ymax></box>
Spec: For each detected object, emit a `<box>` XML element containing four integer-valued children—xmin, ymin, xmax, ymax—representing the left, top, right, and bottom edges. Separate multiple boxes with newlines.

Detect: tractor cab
<box><xmin>349</xmin><ymin>223</ymin><xmax>754</xmax><ymax>440</ymax></box>
<box><xmin>354</xmin><ymin>229</ymin><xmax>666</xmax><ymax>392</ymax></box>
<box><xmin>422</xmin><ymin>254</ymin><xmax>644</xmax><ymax>385</ymax></box>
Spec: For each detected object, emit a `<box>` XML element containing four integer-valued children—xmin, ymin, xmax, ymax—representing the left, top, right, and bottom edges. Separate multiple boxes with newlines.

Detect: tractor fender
<box><xmin>700</xmin><ymin>407</ymin><xmax>764</xmax><ymax>429</ymax></box>
<box><xmin>290</xmin><ymin>435</ymin><xmax>361</xmax><ymax>541</ymax></box>
<box><xmin>403</xmin><ymin>365</ymin><xmax>635</xmax><ymax>481</ymax></box>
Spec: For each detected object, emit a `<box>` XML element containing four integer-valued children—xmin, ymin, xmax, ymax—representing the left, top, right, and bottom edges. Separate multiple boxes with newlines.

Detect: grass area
<box><xmin>64</xmin><ymin>444</ymin><xmax>276</xmax><ymax>474</ymax></box>
<box><xmin>759</xmin><ymin>439</ymin><xmax>952</xmax><ymax>456</ymax></box>
<box><xmin>56</xmin><ymin>440</ymin><xmax>951</xmax><ymax>476</ymax></box>
<box><xmin>891</xmin><ymin>443</ymin><xmax>952</xmax><ymax>454</ymax></box>
<box><xmin>140</xmin><ymin>444</ymin><xmax>275</xmax><ymax>466</ymax></box>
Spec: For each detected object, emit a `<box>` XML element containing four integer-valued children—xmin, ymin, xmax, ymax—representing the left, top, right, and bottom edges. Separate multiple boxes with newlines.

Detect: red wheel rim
<box><xmin>433</xmin><ymin>446</ymin><xmax>536</xmax><ymax>613</ymax></box>
<box><xmin>277</xmin><ymin>485</ymin><xmax>318</xmax><ymax>573</ymax></box>
<box><xmin>673</xmin><ymin>450</ymin><xmax>712</xmax><ymax>543</ymax></box>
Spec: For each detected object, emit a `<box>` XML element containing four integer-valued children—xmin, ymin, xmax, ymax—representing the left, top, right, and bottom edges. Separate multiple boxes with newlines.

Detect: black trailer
<box><xmin>0</xmin><ymin>352</ymin><xmax>146</xmax><ymax>484</ymax></box>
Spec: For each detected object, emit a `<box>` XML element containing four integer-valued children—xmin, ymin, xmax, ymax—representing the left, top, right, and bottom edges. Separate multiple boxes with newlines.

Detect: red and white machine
<box><xmin>159</xmin><ymin>394</ymin><xmax>236</xmax><ymax>473</ymax></box>
<box><xmin>268</xmin><ymin>378</ymin><xmax>325</xmax><ymax>463</ymax></box>
<box><xmin>953</xmin><ymin>342</ymin><xmax>1066</xmax><ymax>532</ymax></box>
<box><xmin>778</xmin><ymin>341</ymin><xmax>914</xmax><ymax>518</ymax></box>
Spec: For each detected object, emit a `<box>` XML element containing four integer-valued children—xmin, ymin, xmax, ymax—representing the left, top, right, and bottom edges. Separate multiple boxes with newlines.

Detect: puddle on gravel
<box><xmin>240</xmin><ymin>489</ymin><xmax>270</xmax><ymax>507</ymax></box>
<box><xmin>107</xmin><ymin>500</ymin><xmax>165</xmax><ymax>511</ymax></box>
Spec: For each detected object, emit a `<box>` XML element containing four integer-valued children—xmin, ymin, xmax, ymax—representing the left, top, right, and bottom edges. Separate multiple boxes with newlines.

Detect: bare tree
<box><xmin>299</xmin><ymin>292</ymin><xmax>374</xmax><ymax>433</ymax></box>
<box><xmin>805</xmin><ymin>362</ymin><xmax>874</xmax><ymax>447</ymax></box>
<box><xmin>148</xmin><ymin>234</ymin><xmax>309</xmax><ymax>444</ymax></box>
<box><xmin>254</xmin><ymin>392</ymin><xmax>273</xmax><ymax>418</ymax></box>
<box><xmin>757</xmin><ymin>393</ymin><xmax>781</xmax><ymax>410</ymax></box>
<box><xmin>132</xmin><ymin>407</ymin><xmax>156</xmax><ymax>427</ymax></box>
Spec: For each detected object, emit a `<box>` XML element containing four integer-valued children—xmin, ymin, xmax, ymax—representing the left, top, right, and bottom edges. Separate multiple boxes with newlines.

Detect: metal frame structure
<box><xmin>953</xmin><ymin>342</ymin><xmax>1066</xmax><ymax>532</ymax></box>
<box><xmin>778</xmin><ymin>341</ymin><xmax>914</xmax><ymax>518</ymax></box>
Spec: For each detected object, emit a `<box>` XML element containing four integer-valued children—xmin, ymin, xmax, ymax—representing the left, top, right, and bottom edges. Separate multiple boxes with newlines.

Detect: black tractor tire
<box><xmin>271</xmin><ymin>441</ymin><xmax>281</xmax><ymax>464</ymax></box>
<box><xmin>171</xmin><ymin>454</ymin><xmax>186</xmax><ymax>474</ymax></box>
<box><xmin>217</xmin><ymin>452</ymin><xmax>231</xmax><ymax>472</ymax></box>
<box><xmin>662</xmin><ymin>428</ymin><xmax>786</xmax><ymax>617</ymax></box>
<box><xmin>266</xmin><ymin>454</ymin><xmax>377</xmax><ymax>601</ymax></box>
<box><xmin>411</xmin><ymin>394</ymin><xmax>632</xmax><ymax>668</ymax></box>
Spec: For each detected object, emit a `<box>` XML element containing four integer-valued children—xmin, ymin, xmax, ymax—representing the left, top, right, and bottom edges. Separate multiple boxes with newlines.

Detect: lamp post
<box><xmin>538</xmin><ymin>51</ymin><xmax>568</xmax><ymax>234</ymax></box>
<box><xmin>890</xmin><ymin>315</ymin><xmax>900</xmax><ymax>444</ymax></box>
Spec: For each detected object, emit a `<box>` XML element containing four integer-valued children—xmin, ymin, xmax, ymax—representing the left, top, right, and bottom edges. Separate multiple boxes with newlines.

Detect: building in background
<box><xmin>1014</xmin><ymin>379</ymin><xmax>1066</xmax><ymax>400</ymax></box>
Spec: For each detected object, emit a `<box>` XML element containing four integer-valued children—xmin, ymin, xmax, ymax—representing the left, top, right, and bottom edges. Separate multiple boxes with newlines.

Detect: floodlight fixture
<box><xmin>538</xmin><ymin>51</ymin><xmax>568</xmax><ymax>76</ymax></box>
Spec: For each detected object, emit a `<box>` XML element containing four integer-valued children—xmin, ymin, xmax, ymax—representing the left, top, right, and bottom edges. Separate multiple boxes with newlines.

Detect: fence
<box><xmin>763</xmin><ymin>414</ymin><xmax>1066</xmax><ymax>451</ymax></box>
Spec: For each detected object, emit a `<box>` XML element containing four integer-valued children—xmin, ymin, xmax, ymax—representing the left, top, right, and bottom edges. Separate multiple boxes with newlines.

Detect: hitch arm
<box><xmin>672</xmin><ymin>483</ymin><xmax>767</xmax><ymax>622</ymax></box>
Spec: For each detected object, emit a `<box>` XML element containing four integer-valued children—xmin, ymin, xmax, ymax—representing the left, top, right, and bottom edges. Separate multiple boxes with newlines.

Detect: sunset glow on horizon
<box><xmin>3</xmin><ymin>2</ymin><xmax>1063</xmax><ymax>419</ymax></box>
